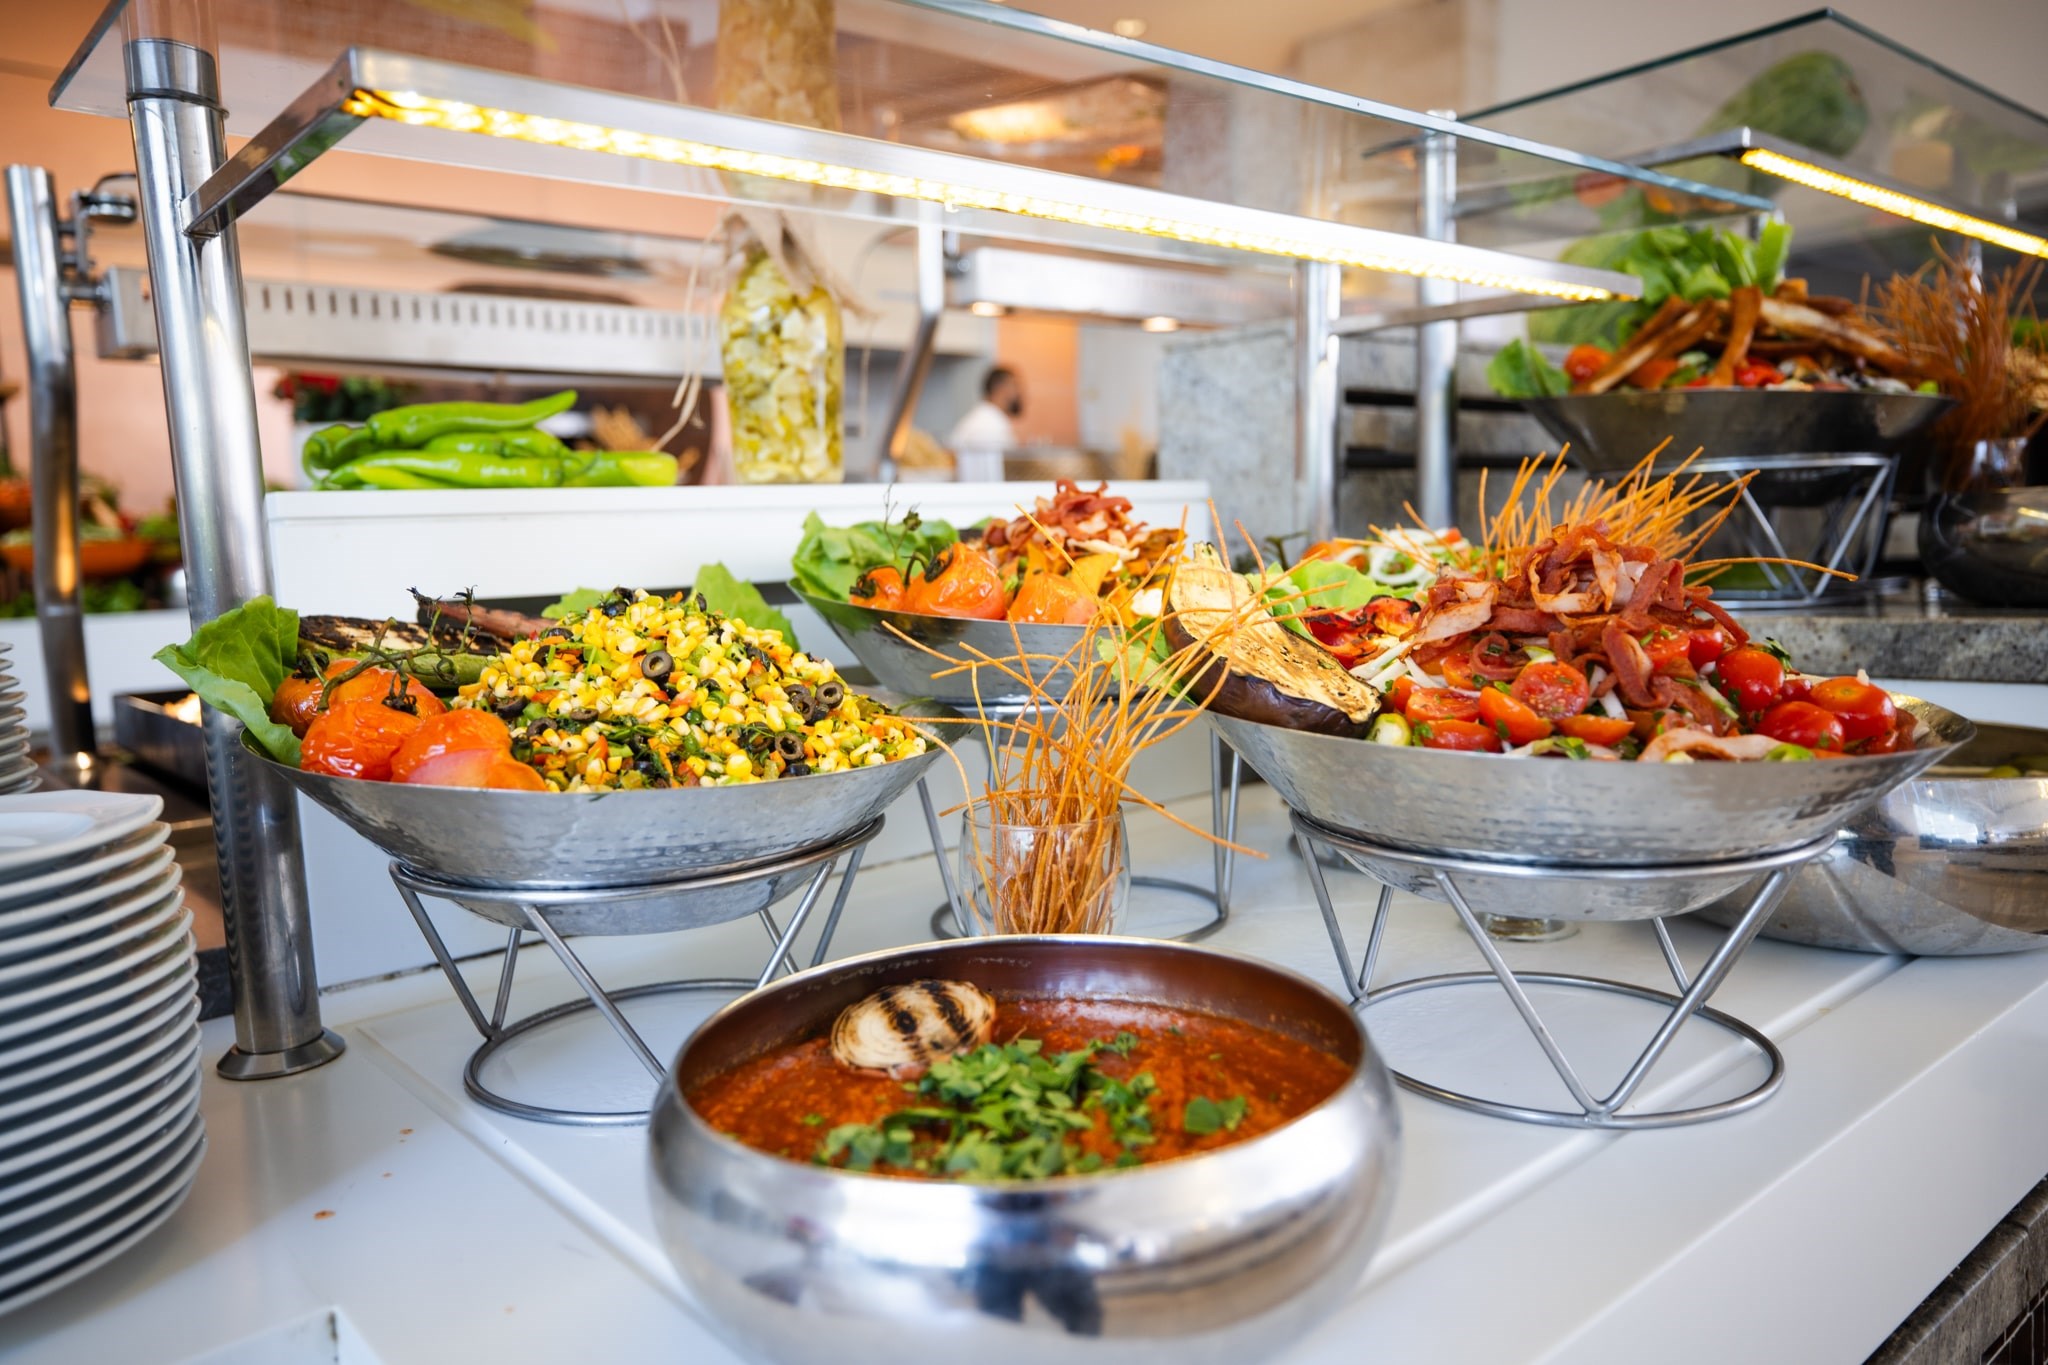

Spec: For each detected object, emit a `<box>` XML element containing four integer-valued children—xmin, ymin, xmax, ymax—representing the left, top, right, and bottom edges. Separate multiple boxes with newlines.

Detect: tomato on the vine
<box><xmin>1757</xmin><ymin>700</ymin><xmax>1846</xmax><ymax>751</ymax></box>
<box><xmin>1712</xmin><ymin>646</ymin><xmax>1785</xmax><ymax>713</ymax></box>
<box><xmin>1806</xmin><ymin>677</ymin><xmax>1898</xmax><ymax>743</ymax></box>
<box><xmin>269</xmin><ymin>675</ymin><xmax>323</xmax><ymax>737</ymax></box>
<box><xmin>904</xmin><ymin>544</ymin><xmax>1007</xmax><ymax>620</ymax></box>
<box><xmin>301</xmin><ymin>701</ymin><xmax>424</xmax><ymax>781</ymax></box>
<box><xmin>1478</xmin><ymin>687</ymin><xmax>1552</xmax><ymax>746</ymax></box>
<box><xmin>850</xmin><ymin>565</ymin><xmax>906</xmax><ymax>610</ymax></box>
<box><xmin>323</xmin><ymin>660</ymin><xmax>447</xmax><ymax>717</ymax></box>
<box><xmin>1417</xmin><ymin>718</ymin><xmax>1502</xmax><ymax>753</ymax></box>
<box><xmin>1509</xmin><ymin>660</ymin><xmax>1590</xmax><ymax>719</ymax></box>
<box><xmin>391</xmin><ymin>711</ymin><xmax>513</xmax><ymax>784</ymax></box>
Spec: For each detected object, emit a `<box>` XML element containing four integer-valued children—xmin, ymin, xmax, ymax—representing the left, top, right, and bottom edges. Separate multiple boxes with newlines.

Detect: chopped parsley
<box><xmin>1182</xmin><ymin>1094</ymin><xmax>1250</xmax><ymax>1136</ymax></box>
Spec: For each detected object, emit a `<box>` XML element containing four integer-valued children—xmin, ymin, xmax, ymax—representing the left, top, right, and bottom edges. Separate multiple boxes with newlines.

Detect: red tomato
<box><xmin>1304</xmin><ymin>613</ymin><xmax>1375</xmax><ymax>664</ymax></box>
<box><xmin>1807</xmin><ymin>677</ymin><xmax>1898</xmax><ymax>743</ymax></box>
<box><xmin>1734</xmin><ymin>362</ymin><xmax>1783</xmax><ymax>388</ymax></box>
<box><xmin>1510</xmin><ymin>660</ymin><xmax>1590</xmax><ymax>719</ymax></box>
<box><xmin>269</xmin><ymin>675</ymin><xmax>323</xmax><ymax>738</ymax></box>
<box><xmin>1712</xmin><ymin>647</ymin><xmax>1785</xmax><ymax>714</ymax></box>
<box><xmin>1642</xmin><ymin>628</ymin><xmax>1693</xmax><ymax>674</ymax></box>
<box><xmin>1758</xmin><ymin>700</ymin><xmax>1846</xmax><ymax>751</ymax></box>
<box><xmin>1384</xmin><ymin>676</ymin><xmax>1416</xmax><ymax>714</ymax></box>
<box><xmin>482</xmin><ymin>757</ymin><xmax>549</xmax><ymax>790</ymax></box>
<box><xmin>1438</xmin><ymin>647</ymin><xmax>1484</xmax><ymax>692</ymax></box>
<box><xmin>1478</xmin><ymin>687</ymin><xmax>1553</xmax><ymax>746</ymax></box>
<box><xmin>1564</xmin><ymin>344</ymin><xmax>1611</xmax><ymax>383</ymax></box>
<box><xmin>904</xmin><ymin>544</ymin><xmax>1007</xmax><ymax>620</ymax></box>
<box><xmin>399</xmin><ymin>747</ymin><xmax>501</xmax><ymax>788</ymax></box>
<box><xmin>1555</xmin><ymin>713</ymin><xmax>1635</xmax><ymax>746</ymax></box>
<box><xmin>849</xmin><ymin>565</ymin><xmax>906</xmax><ymax>610</ymax></box>
<box><xmin>323</xmin><ymin>660</ymin><xmax>448</xmax><ymax>718</ymax></box>
<box><xmin>1627</xmin><ymin>358</ymin><xmax>1680</xmax><ymax>390</ymax></box>
<box><xmin>391</xmin><ymin>710</ymin><xmax>512</xmax><ymax>784</ymax></box>
<box><xmin>1006</xmin><ymin>573</ymin><xmax>1096</xmax><ymax>625</ymax></box>
<box><xmin>300</xmin><ymin>701</ymin><xmax>423</xmax><ymax>781</ymax></box>
<box><xmin>1404</xmin><ymin>688</ymin><xmax>1481</xmax><ymax>723</ymax></box>
<box><xmin>1688</xmin><ymin>628</ymin><xmax>1731</xmax><ymax>669</ymax></box>
<box><xmin>1417</xmin><ymin>718</ymin><xmax>1503</xmax><ymax>753</ymax></box>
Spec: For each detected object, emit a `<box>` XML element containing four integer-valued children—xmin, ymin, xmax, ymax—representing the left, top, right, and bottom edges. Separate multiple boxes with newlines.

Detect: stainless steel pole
<box><xmin>878</xmin><ymin>204</ymin><xmax>947</xmax><ymax>482</ymax></box>
<box><xmin>125</xmin><ymin>37</ymin><xmax>342</xmax><ymax>1079</ymax></box>
<box><xmin>1295</xmin><ymin>259</ymin><xmax>1340</xmax><ymax>544</ymax></box>
<box><xmin>3</xmin><ymin>167</ymin><xmax>97</xmax><ymax>778</ymax></box>
<box><xmin>1415</xmin><ymin>113</ymin><xmax>1460</xmax><ymax>532</ymax></box>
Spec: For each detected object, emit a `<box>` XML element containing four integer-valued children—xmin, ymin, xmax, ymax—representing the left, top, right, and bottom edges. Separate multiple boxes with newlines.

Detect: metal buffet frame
<box><xmin>38</xmin><ymin>0</ymin><xmax>1766</xmax><ymax>1079</ymax></box>
<box><xmin>1293</xmin><ymin>813</ymin><xmax>1837</xmax><ymax>1129</ymax></box>
<box><xmin>387</xmin><ymin>819</ymin><xmax>879</xmax><ymax>1126</ymax></box>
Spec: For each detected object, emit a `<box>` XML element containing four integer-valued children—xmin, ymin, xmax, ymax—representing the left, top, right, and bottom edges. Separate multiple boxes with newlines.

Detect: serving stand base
<box><xmin>921</xmin><ymin>725</ymin><xmax>1243</xmax><ymax>944</ymax></box>
<box><xmin>1293</xmin><ymin>814</ymin><xmax>1835</xmax><ymax>1130</ymax></box>
<box><xmin>387</xmin><ymin>817</ymin><xmax>882</xmax><ymax>1127</ymax></box>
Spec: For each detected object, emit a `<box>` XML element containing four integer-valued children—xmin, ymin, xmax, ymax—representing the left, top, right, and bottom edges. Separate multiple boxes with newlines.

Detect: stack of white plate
<box><xmin>0</xmin><ymin>644</ymin><xmax>33</xmax><ymax>794</ymax></box>
<box><xmin>0</xmin><ymin>791</ymin><xmax>203</xmax><ymax>1318</ymax></box>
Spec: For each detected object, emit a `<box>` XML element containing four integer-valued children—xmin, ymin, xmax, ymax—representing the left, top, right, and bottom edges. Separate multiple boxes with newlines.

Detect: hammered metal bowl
<box><xmin>1523</xmin><ymin>389</ymin><xmax>1952</xmax><ymax>471</ymax></box>
<box><xmin>1696</xmin><ymin>722</ymin><xmax>2048</xmax><ymax>955</ymax></box>
<box><xmin>798</xmin><ymin>591</ymin><xmax>1091</xmax><ymax>705</ymax></box>
<box><xmin>647</xmin><ymin>936</ymin><xmax>1400</xmax><ymax>1365</ymax></box>
<box><xmin>1211</xmin><ymin>696</ymin><xmax>1971</xmax><ymax>868</ymax></box>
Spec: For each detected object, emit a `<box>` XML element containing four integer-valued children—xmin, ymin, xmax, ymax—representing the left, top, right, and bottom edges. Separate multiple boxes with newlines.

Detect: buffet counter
<box><xmin>1737</xmin><ymin>589</ymin><xmax>2048</xmax><ymax>685</ymax></box>
<box><xmin>10</xmin><ymin>764</ymin><xmax>2048</xmax><ymax>1365</ymax></box>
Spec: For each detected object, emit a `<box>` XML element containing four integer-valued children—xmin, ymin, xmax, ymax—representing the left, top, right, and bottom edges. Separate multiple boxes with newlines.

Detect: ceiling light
<box><xmin>1112</xmin><ymin>19</ymin><xmax>1148</xmax><ymax>38</ymax></box>
<box><xmin>969</xmin><ymin>300</ymin><xmax>1007</xmax><ymax>317</ymax></box>
<box><xmin>1139</xmin><ymin>315</ymin><xmax>1180</xmax><ymax>332</ymax></box>
<box><xmin>336</xmin><ymin>88</ymin><xmax>1628</xmax><ymax>301</ymax></box>
<box><xmin>1739</xmin><ymin>147</ymin><xmax>2048</xmax><ymax>259</ymax></box>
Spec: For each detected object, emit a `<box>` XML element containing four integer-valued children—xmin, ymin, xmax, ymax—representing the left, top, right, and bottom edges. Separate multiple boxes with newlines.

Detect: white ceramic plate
<box><xmin>0</xmin><ymin>1066</ymin><xmax>198</xmax><ymax>1200</ymax></box>
<box><xmin>0</xmin><ymin>1022</ymin><xmax>199</xmax><ymax>1167</ymax></box>
<box><xmin>0</xmin><ymin>850</ymin><xmax>179</xmax><ymax>952</ymax></box>
<box><xmin>0</xmin><ymin>1101</ymin><xmax>202</xmax><ymax>1238</ymax></box>
<box><xmin>0</xmin><ymin>930</ymin><xmax>192</xmax><ymax>1048</ymax></box>
<box><xmin>0</xmin><ymin>794</ymin><xmax>161</xmax><ymax>878</ymax></box>
<box><xmin>0</xmin><ymin>825</ymin><xmax>168</xmax><ymax>912</ymax></box>
<box><xmin>0</xmin><ymin>954</ymin><xmax>194</xmax><ymax>1080</ymax></box>
<box><xmin>0</xmin><ymin>776</ymin><xmax>40</xmax><ymax>798</ymax></box>
<box><xmin>0</xmin><ymin>1126</ymin><xmax>206</xmax><ymax>1306</ymax></box>
<box><xmin>0</xmin><ymin>889</ymin><xmax>184</xmax><ymax>989</ymax></box>
<box><xmin>0</xmin><ymin>995</ymin><xmax>199</xmax><ymax>1119</ymax></box>
<box><xmin>0</xmin><ymin>1079</ymin><xmax>198</xmax><ymax>1219</ymax></box>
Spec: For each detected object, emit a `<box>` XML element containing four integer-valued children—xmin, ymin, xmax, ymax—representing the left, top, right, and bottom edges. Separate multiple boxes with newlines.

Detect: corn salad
<box><xmin>454</xmin><ymin>589</ymin><xmax>926</xmax><ymax>791</ymax></box>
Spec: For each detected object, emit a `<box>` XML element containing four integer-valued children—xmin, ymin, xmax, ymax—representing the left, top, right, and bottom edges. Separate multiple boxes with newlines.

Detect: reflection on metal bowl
<box><xmin>1209</xmin><ymin>698</ymin><xmax>1969</xmax><ymax>868</ymax></box>
<box><xmin>1696</xmin><ymin>723</ymin><xmax>2048</xmax><ymax>955</ymax></box>
<box><xmin>799</xmin><ymin>590</ymin><xmax>1092</xmax><ymax>704</ymax></box>
<box><xmin>1918</xmin><ymin>486</ymin><xmax>2048</xmax><ymax>608</ymax></box>
<box><xmin>1522</xmin><ymin>389</ymin><xmax>1951</xmax><ymax>471</ymax></box>
<box><xmin>647</xmin><ymin>936</ymin><xmax>1400</xmax><ymax>1365</ymax></box>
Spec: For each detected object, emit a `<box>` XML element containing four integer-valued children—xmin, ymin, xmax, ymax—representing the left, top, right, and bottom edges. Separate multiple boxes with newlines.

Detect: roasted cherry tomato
<box><xmin>482</xmin><ymin>757</ymin><xmax>548</xmax><ymax>790</ymax></box>
<box><xmin>269</xmin><ymin>675</ymin><xmax>324</xmax><ymax>737</ymax></box>
<box><xmin>1438</xmin><ymin>646</ymin><xmax>1484</xmax><ymax>692</ymax></box>
<box><xmin>1510</xmin><ymin>660</ymin><xmax>1590</xmax><ymax>719</ymax></box>
<box><xmin>1627</xmin><ymin>358</ymin><xmax>1680</xmax><ymax>390</ymax></box>
<box><xmin>849</xmin><ymin>565</ymin><xmax>906</xmax><ymax>611</ymax></box>
<box><xmin>323</xmin><ymin>660</ymin><xmax>447</xmax><ymax>717</ymax></box>
<box><xmin>904</xmin><ymin>544</ymin><xmax>1007</xmax><ymax>620</ymax></box>
<box><xmin>1305</xmin><ymin>612</ymin><xmax>1375</xmax><ymax>665</ymax></box>
<box><xmin>300</xmin><ymin>701</ymin><xmax>423</xmax><ymax>781</ymax></box>
<box><xmin>1807</xmin><ymin>677</ymin><xmax>1898</xmax><ymax>743</ymax></box>
<box><xmin>1555</xmin><ymin>712</ymin><xmax>1635</xmax><ymax>746</ymax></box>
<box><xmin>1712</xmin><ymin>646</ymin><xmax>1785</xmax><ymax>714</ymax></box>
<box><xmin>1478</xmin><ymin>687</ymin><xmax>1553</xmax><ymax>746</ymax></box>
<box><xmin>1417</xmin><ymin>718</ymin><xmax>1503</xmax><ymax>753</ymax></box>
<box><xmin>1006</xmin><ymin>572</ymin><xmax>1096</xmax><ymax>626</ymax></box>
<box><xmin>1758</xmin><ymin>700</ymin><xmax>1846</xmax><ymax>752</ymax></box>
<box><xmin>1563</xmin><ymin>344</ymin><xmax>1612</xmax><ymax>383</ymax></box>
<box><xmin>1404</xmin><ymin>688</ymin><xmax>1481</xmax><ymax>723</ymax></box>
<box><xmin>1383</xmin><ymin>676</ymin><xmax>1416</xmax><ymax>715</ymax></box>
<box><xmin>391</xmin><ymin>710</ymin><xmax>513</xmax><ymax>784</ymax></box>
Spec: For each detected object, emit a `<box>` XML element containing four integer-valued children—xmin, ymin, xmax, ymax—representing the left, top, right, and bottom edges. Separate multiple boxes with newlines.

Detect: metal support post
<box><xmin>3</xmin><ymin>167</ymin><xmax>96</xmax><ymax>778</ymax></box>
<box><xmin>1295</xmin><ymin>259</ymin><xmax>1341</xmax><ymax>544</ymax></box>
<box><xmin>878</xmin><ymin>203</ymin><xmax>948</xmax><ymax>482</ymax></box>
<box><xmin>1415</xmin><ymin>112</ymin><xmax>1460</xmax><ymax>532</ymax></box>
<box><xmin>124</xmin><ymin>37</ymin><xmax>342</xmax><ymax>1079</ymax></box>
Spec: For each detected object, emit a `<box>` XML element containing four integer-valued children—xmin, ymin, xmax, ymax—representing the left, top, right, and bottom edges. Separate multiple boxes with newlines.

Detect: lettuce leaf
<box><xmin>152</xmin><ymin>596</ymin><xmax>302</xmax><ymax>765</ymax></box>
<box><xmin>542</xmin><ymin>587</ymin><xmax>605</xmax><ymax>620</ymax></box>
<box><xmin>1484</xmin><ymin>339</ymin><xmax>1571</xmax><ymax>400</ymax></box>
<box><xmin>691</xmin><ymin>562</ymin><xmax>797</xmax><ymax>647</ymax></box>
<box><xmin>789</xmin><ymin>511</ymin><xmax>958</xmax><ymax>601</ymax></box>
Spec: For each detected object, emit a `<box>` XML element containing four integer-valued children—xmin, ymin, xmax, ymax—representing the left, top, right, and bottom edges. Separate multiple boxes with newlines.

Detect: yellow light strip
<box><xmin>1740</xmin><ymin>148</ymin><xmax>2048</xmax><ymax>259</ymax></box>
<box><xmin>344</xmin><ymin>89</ymin><xmax>1625</xmax><ymax>301</ymax></box>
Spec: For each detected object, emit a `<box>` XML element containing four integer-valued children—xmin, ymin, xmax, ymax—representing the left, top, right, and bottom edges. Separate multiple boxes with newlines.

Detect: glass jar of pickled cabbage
<box><xmin>719</xmin><ymin>246</ymin><xmax>844</xmax><ymax>484</ymax></box>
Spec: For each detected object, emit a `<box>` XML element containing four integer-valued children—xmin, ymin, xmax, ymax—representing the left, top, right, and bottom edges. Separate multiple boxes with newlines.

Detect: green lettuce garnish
<box><xmin>789</xmin><ymin>510</ymin><xmax>958</xmax><ymax>601</ymax></box>
<box><xmin>541</xmin><ymin>587</ymin><xmax>606</xmax><ymax>620</ymax></box>
<box><xmin>153</xmin><ymin>596</ymin><xmax>301</xmax><ymax>764</ymax></box>
<box><xmin>691</xmin><ymin>562</ymin><xmax>796</xmax><ymax>648</ymax></box>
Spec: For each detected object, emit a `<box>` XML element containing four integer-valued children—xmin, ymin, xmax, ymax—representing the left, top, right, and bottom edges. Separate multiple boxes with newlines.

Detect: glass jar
<box><xmin>959</xmin><ymin>808</ymin><xmax>1131</xmax><ymax>937</ymax></box>
<box><xmin>719</xmin><ymin>245</ymin><xmax>844</xmax><ymax>484</ymax></box>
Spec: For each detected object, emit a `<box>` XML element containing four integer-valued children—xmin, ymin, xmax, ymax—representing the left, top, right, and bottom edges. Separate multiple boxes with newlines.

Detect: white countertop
<box><xmin>11</xmin><ymin>784</ymin><xmax>2048</xmax><ymax>1365</ymax></box>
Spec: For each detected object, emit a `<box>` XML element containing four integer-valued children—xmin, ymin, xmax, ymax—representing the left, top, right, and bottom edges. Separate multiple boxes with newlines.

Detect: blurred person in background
<box><xmin>948</xmin><ymin>366</ymin><xmax>1022</xmax><ymax>482</ymax></box>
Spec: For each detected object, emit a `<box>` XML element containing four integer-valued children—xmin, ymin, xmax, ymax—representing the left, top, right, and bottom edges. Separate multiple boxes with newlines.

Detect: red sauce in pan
<box><xmin>689</xmin><ymin>996</ymin><xmax>1351</xmax><ymax>1177</ymax></box>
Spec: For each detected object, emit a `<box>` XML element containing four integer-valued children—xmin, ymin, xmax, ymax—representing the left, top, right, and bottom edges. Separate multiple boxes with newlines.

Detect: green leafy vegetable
<box><xmin>1485</xmin><ymin>339</ymin><xmax>1572</xmax><ymax>400</ymax></box>
<box><xmin>1182</xmin><ymin>1094</ymin><xmax>1249</xmax><ymax>1136</ymax></box>
<box><xmin>1526</xmin><ymin>223</ymin><xmax>1800</xmax><ymax>350</ymax></box>
<box><xmin>153</xmin><ymin>596</ymin><xmax>302</xmax><ymax>764</ymax></box>
<box><xmin>690</xmin><ymin>562</ymin><xmax>797</xmax><ymax>648</ymax></box>
<box><xmin>541</xmin><ymin>588</ymin><xmax>606</xmax><ymax>620</ymax></box>
<box><xmin>1277</xmin><ymin>560</ymin><xmax>1401</xmax><ymax>615</ymax></box>
<box><xmin>789</xmin><ymin>510</ymin><xmax>958</xmax><ymax>601</ymax></box>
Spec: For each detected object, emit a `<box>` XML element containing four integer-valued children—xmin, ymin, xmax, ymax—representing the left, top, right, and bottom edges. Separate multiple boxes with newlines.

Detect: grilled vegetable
<box><xmin>298</xmin><ymin>615</ymin><xmax>499</xmax><ymax>689</ymax></box>
<box><xmin>830</xmin><ymin>980</ymin><xmax>997</xmax><ymax>1079</ymax></box>
<box><xmin>1162</xmin><ymin>544</ymin><xmax>1380</xmax><ymax>737</ymax></box>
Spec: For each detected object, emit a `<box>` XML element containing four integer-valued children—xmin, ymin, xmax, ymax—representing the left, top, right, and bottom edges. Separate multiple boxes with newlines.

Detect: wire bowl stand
<box><xmin>916</xmin><ymin>700</ymin><xmax>1241</xmax><ymax>943</ymax></box>
<box><xmin>388</xmin><ymin>817</ymin><xmax>882</xmax><ymax>1127</ymax></box>
<box><xmin>1292</xmin><ymin>813</ymin><xmax>1837</xmax><ymax>1130</ymax></box>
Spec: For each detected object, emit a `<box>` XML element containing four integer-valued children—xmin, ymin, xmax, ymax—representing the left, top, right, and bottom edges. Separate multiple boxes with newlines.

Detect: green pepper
<box><xmin>345</xmin><ymin>451</ymin><xmax>566</xmax><ymax>489</ymax></box>
<box><xmin>353</xmin><ymin>465</ymin><xmax>457</xmax><ymax>491</ymax></box>
<box><xmin>365</xmin><ymin>390</ymin><xmax>577</xmax><ymax>449</ymax></box>
<box><xmin>561</xmin><ymin>451</ymin><xmax>680</xmax><ymax>487</ymax></box>
<box><xmin>301</xmin><ymin>423</ymin><xmax>376</xmax><ymax>477</ymax></box>
<box><xmin>422</xmin><ymin>428</ymin><xmax>568</xmax><ymax>459</ymax></box>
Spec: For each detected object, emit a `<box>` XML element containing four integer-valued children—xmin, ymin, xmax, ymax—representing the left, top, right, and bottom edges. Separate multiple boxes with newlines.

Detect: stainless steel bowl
<box><xmin>1210</xmin><ymin>697</ymin><xmax>1971</xmax><ymax>868</ymax></box>
<box><xmin>1919</xmin><ymin>486</ymin><xmax>2048</xmax><ymax>609</ymax></box>
<box><xmin>647</xmin><ymin>936</ymin><xmax>1400</xmax><ymax>1365</ymax></box>
<box><xmin>1695</xmin><ymin>723</ymin><xmax>2048</xmax><ymax>955</ymax></box>
<box><xmin>798</xmin><ymin>591</ymin><xmax>1091</xmax><ymax>705</ymax></box>
<box><xmin>250</xmin><ymin>718</ymin><xmax>945</xmax><ymax>892</ymax></box>
<box><xmin>1522</xmin><ymin>390</ymin><xmax>1952</xmax><ymax>472</ymax></box>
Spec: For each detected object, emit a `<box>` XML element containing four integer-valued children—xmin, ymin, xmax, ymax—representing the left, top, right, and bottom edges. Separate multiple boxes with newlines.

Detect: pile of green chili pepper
<box><xmin>304</xmin><ymin>390</ymin><xmax>679</xmax><ymax>491</ymax></box>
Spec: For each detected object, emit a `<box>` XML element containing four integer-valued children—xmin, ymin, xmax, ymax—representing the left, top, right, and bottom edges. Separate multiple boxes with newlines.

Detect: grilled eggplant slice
<box><xmin>1164</xmin><ymin>544</ymin><xmax>1379</xmax><ymax>737</ymax></box>
<box><xmin>297</xmin><ymin>615</ymin><xmax>498</xmax><ymax>689</ymax></box>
